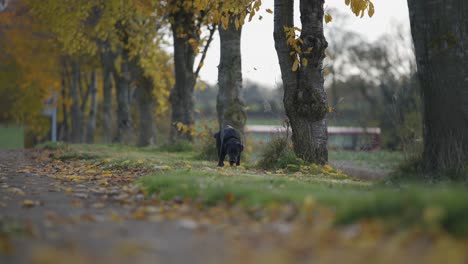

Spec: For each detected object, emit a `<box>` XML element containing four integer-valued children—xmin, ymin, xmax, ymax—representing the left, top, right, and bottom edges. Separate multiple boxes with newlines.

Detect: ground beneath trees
<box><xmin>0</xmin><ymin>150</ymin><xmax>226</xmax><ymax>263</ymax></box>
<box><xmin>1</xmin><ymin>149</ymin><xmax>467</xmax><ymax>264</ymax></box>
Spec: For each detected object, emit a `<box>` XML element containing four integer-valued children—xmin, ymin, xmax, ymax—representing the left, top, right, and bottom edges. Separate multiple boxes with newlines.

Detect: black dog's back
<box><xmin>214</xmin><ymin>125</ymin><xmax>244</xmax><ymax>166</ymax></box>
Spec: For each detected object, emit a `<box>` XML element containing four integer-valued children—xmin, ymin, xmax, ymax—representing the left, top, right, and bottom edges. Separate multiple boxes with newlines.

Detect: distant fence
<box><xmin>246</xmin><ymin>125</ymin><xmax>381</xmax><ymax>151</ymax></box>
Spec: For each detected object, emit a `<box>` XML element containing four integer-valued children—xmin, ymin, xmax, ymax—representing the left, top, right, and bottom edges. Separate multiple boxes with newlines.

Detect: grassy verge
<box><xmin>37</xmin><ymin>143</ymin><xmax>468</xmax><ymax>235</ymax></box>
<box><xmin>329</xmin><ymin>150</ymin><xmax>404</xmax><ymax>170</ymax></box>
<box><xmin>139</xmin><ymin>169</ymin><xmax>468</xmax><ymax>235</ymax></box>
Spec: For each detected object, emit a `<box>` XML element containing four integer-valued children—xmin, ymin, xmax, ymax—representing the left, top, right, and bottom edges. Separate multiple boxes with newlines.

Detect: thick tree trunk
<box><xmin>274</xmin><ymin>0</ymin><xmax>328</xmax><ymax>164</ymax></box>
<box><xmin>407</xmin><ymin>0</ymin><xmax>468</xmax><ymax>172</ymax></box>
<box><xmin>70</xmin><ymin>60</ymin><xmax>83</xmax><ymax>143</ymax></box>
<box><xmin>169</xmin><ymin>12</ymin><xmax>197</xmax><ymax>143</ymax></box>
<box><xmin>217</xmin><ymin>19</ymin><xmax>247</xmax><ymax>133</ymax></box>
<box><xmin>100</xmin><ymin>43</ymin><xmax>114</xmax><ymax>143</ymax></box>
<box><xmin>136</xmin><ymin>74</ymin><xmax>155</xmax><ymax>147</ymax></box>
<box><xmin>113</xmin><ymin>49</ymin><xmax>134</xmax><ymax>144</ymax></box>
<box><xmin>85</xmin><ymin>70</ymin><xmax>98</xmax><ymax>144</ymax></box>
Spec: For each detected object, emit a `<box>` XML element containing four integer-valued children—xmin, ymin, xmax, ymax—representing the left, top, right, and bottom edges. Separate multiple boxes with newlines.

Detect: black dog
<box><xmin>214</xmin><ymin>125</ymin><xmax>244</xmax><ymax>166</ymax></box>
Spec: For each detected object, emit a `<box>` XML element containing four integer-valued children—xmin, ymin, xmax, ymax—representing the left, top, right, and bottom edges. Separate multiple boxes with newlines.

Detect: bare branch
<box><xmin>194</xmin><ymin>24</ymin><xmax>217</xmax><ymax>79</ymax></box>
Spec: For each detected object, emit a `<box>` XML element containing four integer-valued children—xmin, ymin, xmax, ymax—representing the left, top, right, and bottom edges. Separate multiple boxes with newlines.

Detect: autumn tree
<box><xmin>273</xmin><ymin>0</ymin><xmax>373</xmax><ymax>164</ymax></box>
<box><xmin>28</xmin><ymin>0</ymin><xmax>173</xmax><ymax>145</ymax></box>
<box><xmin>215</xmin><ymin>1</ymin><xmax>261</xmax><ymax>133</ymax></box>
<box><xmin>0</xmin><ymin>0</ymin><xmax>60</xmax><ymax>141</ymax></box>
<box><xmin>406</xmin><ymin>0</ymin><xmax>468</xmax><ymax>175</ymax></box>
<box><xmin>161</xmin><ymin>1</ymin><xmax>209</xmax><ymax>142</ymax></box>
<box><xmin>274</xmin><ymin>0</ymin><xmax>329</xmax><ymax>164</ymax></box>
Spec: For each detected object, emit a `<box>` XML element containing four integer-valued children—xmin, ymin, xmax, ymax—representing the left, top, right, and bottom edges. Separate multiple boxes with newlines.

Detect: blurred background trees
<box><xmin>0</xmin><ymin>0</ymin><xmax>422</xmax><ymax>158</ymax></box>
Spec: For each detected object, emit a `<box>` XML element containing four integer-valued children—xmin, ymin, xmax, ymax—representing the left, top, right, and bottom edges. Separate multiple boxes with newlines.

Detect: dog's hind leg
<box><xmin>218</xmin><ymin>150</ymin><xmax>226</xmax><ymax>167</ymax></box>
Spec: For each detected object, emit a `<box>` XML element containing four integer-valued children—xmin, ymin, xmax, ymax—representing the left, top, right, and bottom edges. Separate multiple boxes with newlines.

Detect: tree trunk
<box><xmin>85</xmin><ymin>70</ymin><xmax>98</xmax><ymax>143</ymax></box>
<box><xmin>169</xmin><ymin>11</ymin><xmax>197</xmax><ymax>143</ymax></box>
<box><xmin>100</xmin><ymin>43</ymin><xmax>114</xmax><ymax>143</ymax></box>
<box><xmin>136</xmin><ymin>73</ymin><xmax>155</xmax><ymax>147</ymax></box>
<box><xmin>113</xmin><ymin>49</ymin><xmax>134</xmax><ymax>144</ymax></box>
<box><xmin>59</xmin><ymin>71</ymin><xmax>69</xmax><ymax>141</ymax></box>
<box><xmin>69</xmin><ymin>60</ymin><xmax>83</xmax><ymax>143</ymax></box>
<box><xmin>217</xmin><ymin>19</ymin><xmax>247</xmax><ymax>133</ymax></box>
<box><xmin>274</xmin><ymin>0</ymin><xmax>328</xmax><ymax>164</ymax></box>
<box><xmin>407</xmin><ymin>0</ymin><xmax>468</xmax><ymax>173</ymax></box>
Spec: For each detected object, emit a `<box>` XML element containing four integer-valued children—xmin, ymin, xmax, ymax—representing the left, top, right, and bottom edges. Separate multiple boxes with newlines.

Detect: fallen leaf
<box><xmin>177</xmin><ymin>219</ymin><xmax>198</xmax><ymax>230</ymax></box>
<box><xmin>0</xmin><ymin>237</ymin><xmax>14</xmax><ymax>255</ymax></box>
<box><xmin>7</xmin><ymin>187</ymin><xmax>25</xmax><ymax>196</ymax></box>
<box><xmin>22</xmin><ymin>199</ymin><xmax>39</xmax><ymax>208</ymax></box>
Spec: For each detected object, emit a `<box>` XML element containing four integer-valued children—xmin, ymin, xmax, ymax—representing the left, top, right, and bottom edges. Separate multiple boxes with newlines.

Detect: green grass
<box><xmin>139</xmin><ymin>169</ymin><xmax>366</xmax><ymax>206</ymax></box>
<box><xmin>42</xmin><ymin>143</ymin><xmax>468</xmax><ymax>235</ymax></box>
<box><xmin>49</xmin><ymin>143</ymin><xmax>212</xmax><ymax>170</ymax></box>
<box><xmin>330</xmin><ymin>150</ymin><xmax>404</xmax><ymax>170</ymax></box>
<box><xmin>0</xmin><ymin>125</ymin><xmax>24</xmax><ymax>149</ymax></box>
<box><xmin>139</xmin><ymin>169</ymin><xmax>468</xmax><ymax>235</ymax></box>
<box><xmin>246</xmin><ymin>117</ymin><xmax>283</xmax><ymax>126</ymax></box>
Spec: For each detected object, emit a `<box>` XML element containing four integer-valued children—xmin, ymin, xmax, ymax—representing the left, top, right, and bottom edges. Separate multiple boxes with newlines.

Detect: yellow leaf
<box><xmin>265</xmin><ymin>8</ymin><xmax>273</xmax><ymax>14</ymax></box>
<box><xmin>22</xmin><ymin>199</ymin><xmax>38</xmax><ymax>208</ymax></box>
<box><xmin>249</xmin><ymin>10</ymin><xmax>256</xmax><ymax>22</ymax></box>
<box><xmin>368</xmin><ymin>2</ymin><xmax>375</xmax><ymax>17</ymax></box>
<box><xmin>322</xmin><ymin>164</ymin><xmax>333</xmax><ymax>172</ymax></box>
<box><xmin>325</xmin><ymin>14</ymin><xmax>333</xmax><ymax>24</ymax></box>
<box><xmin>225</xmin><ymin>193</ymin><xmax>235</xmax><ymax>202</ymax></box>
<box><xmin>292</xmin><ymin>59</ymin><xmax>299</xmax><ymax>72</ymax></box>
<box><xmin>302</xmin><ymin>58</ymin><xmax>308</xmax><ymax>67</ymax></box>
<box><xmin>303</xmin><ymin>196</ymin><xmax>316</xmax><ymax>210</ymax></box>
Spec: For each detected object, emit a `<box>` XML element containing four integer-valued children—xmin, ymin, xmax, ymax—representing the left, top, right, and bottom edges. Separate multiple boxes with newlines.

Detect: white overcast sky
<box><xmin>195</xmin><ymin>0</ymin><xmax>410</xmax><ymax>88</ymax></box>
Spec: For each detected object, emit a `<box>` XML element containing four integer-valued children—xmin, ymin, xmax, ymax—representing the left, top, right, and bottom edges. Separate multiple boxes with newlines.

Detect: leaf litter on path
<box><xmin>7</xmin><ymin>150</ymin><xmax>468</xmax><ymax>263</ymax></box>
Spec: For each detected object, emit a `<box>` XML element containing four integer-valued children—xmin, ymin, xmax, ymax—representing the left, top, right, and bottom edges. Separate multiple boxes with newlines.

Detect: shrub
<box><xmin>257</xmin><ymin>135</ymin><xmax>303</xmax><ymax>170</ymax></box>
<box><xmin>194</xmin><ymin>121</ymin><xmax>218</xmax><ymax>161</ymax></box>
<box><xmin>35</xmin><ymin>141</ymin><xmax>68</xmax><ymax>150</ymax></box>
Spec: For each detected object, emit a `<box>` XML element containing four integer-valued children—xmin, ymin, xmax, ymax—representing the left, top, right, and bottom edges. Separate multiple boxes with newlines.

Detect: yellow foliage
<box><xmin>176</xmin><ymin>122</ymin><xmax>196</xmax><ymax>136</ymax></box>
<box><xmin>345</xmin><ymin>0</ymin><xmax>375</xmax><ymax>18</ymax></box>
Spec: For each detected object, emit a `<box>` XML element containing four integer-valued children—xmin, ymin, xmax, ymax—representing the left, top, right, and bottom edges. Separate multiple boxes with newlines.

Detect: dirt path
<box><xmin>0</xmin><ymin>150</ymin><xmax>226</xmax><ymax>264</ymax></box>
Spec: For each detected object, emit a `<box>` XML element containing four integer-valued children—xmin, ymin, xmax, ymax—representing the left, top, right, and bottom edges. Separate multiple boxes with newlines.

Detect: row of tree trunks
<box><xmin>217</xmin><ymin>19</ymin><xmax>247</xmax><ymax>133</ymax></box>
<box><xmin>274</xmin><ymin>0</ymin><xmax>329</xmax><ymax>164</ymax></box>
<box><xmin>58</xmin><ymin>47</ymin><xmax>157</xmax><ymax>146</ymax></box>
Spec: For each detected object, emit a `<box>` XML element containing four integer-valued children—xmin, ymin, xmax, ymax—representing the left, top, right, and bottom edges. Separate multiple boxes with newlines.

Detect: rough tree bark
<box><xmin>169</xmin><ymin>11</ymin><xmax>197</xmax><ymax>143</ymax></box>
<box><xmin>100</xmin><ymin>42</ymin><xmax>114</xmax><ymax>143</ymax></box>
<box><xmin>113</xmin><ymin>49</ymin><xmax>134</xmax><ymax>144</ymax></box>
<box><xmin>85</xmin><ymin>70</ymin><xmax>97</xmax><ymax>143</ymax></box>
<box><xmin>217</xmin><ymin>19</ymin><xmax>247</xmax><ymax>133</ymax></box>
<box><xmin>274</xmin><ymin>0</ymin><xmax>328</xmax><ymax>164</ymax></box>
<box><xmin>407</xmin><ymin>0</ymin><xmax>468</xmax><ymax>173</ymax></box>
